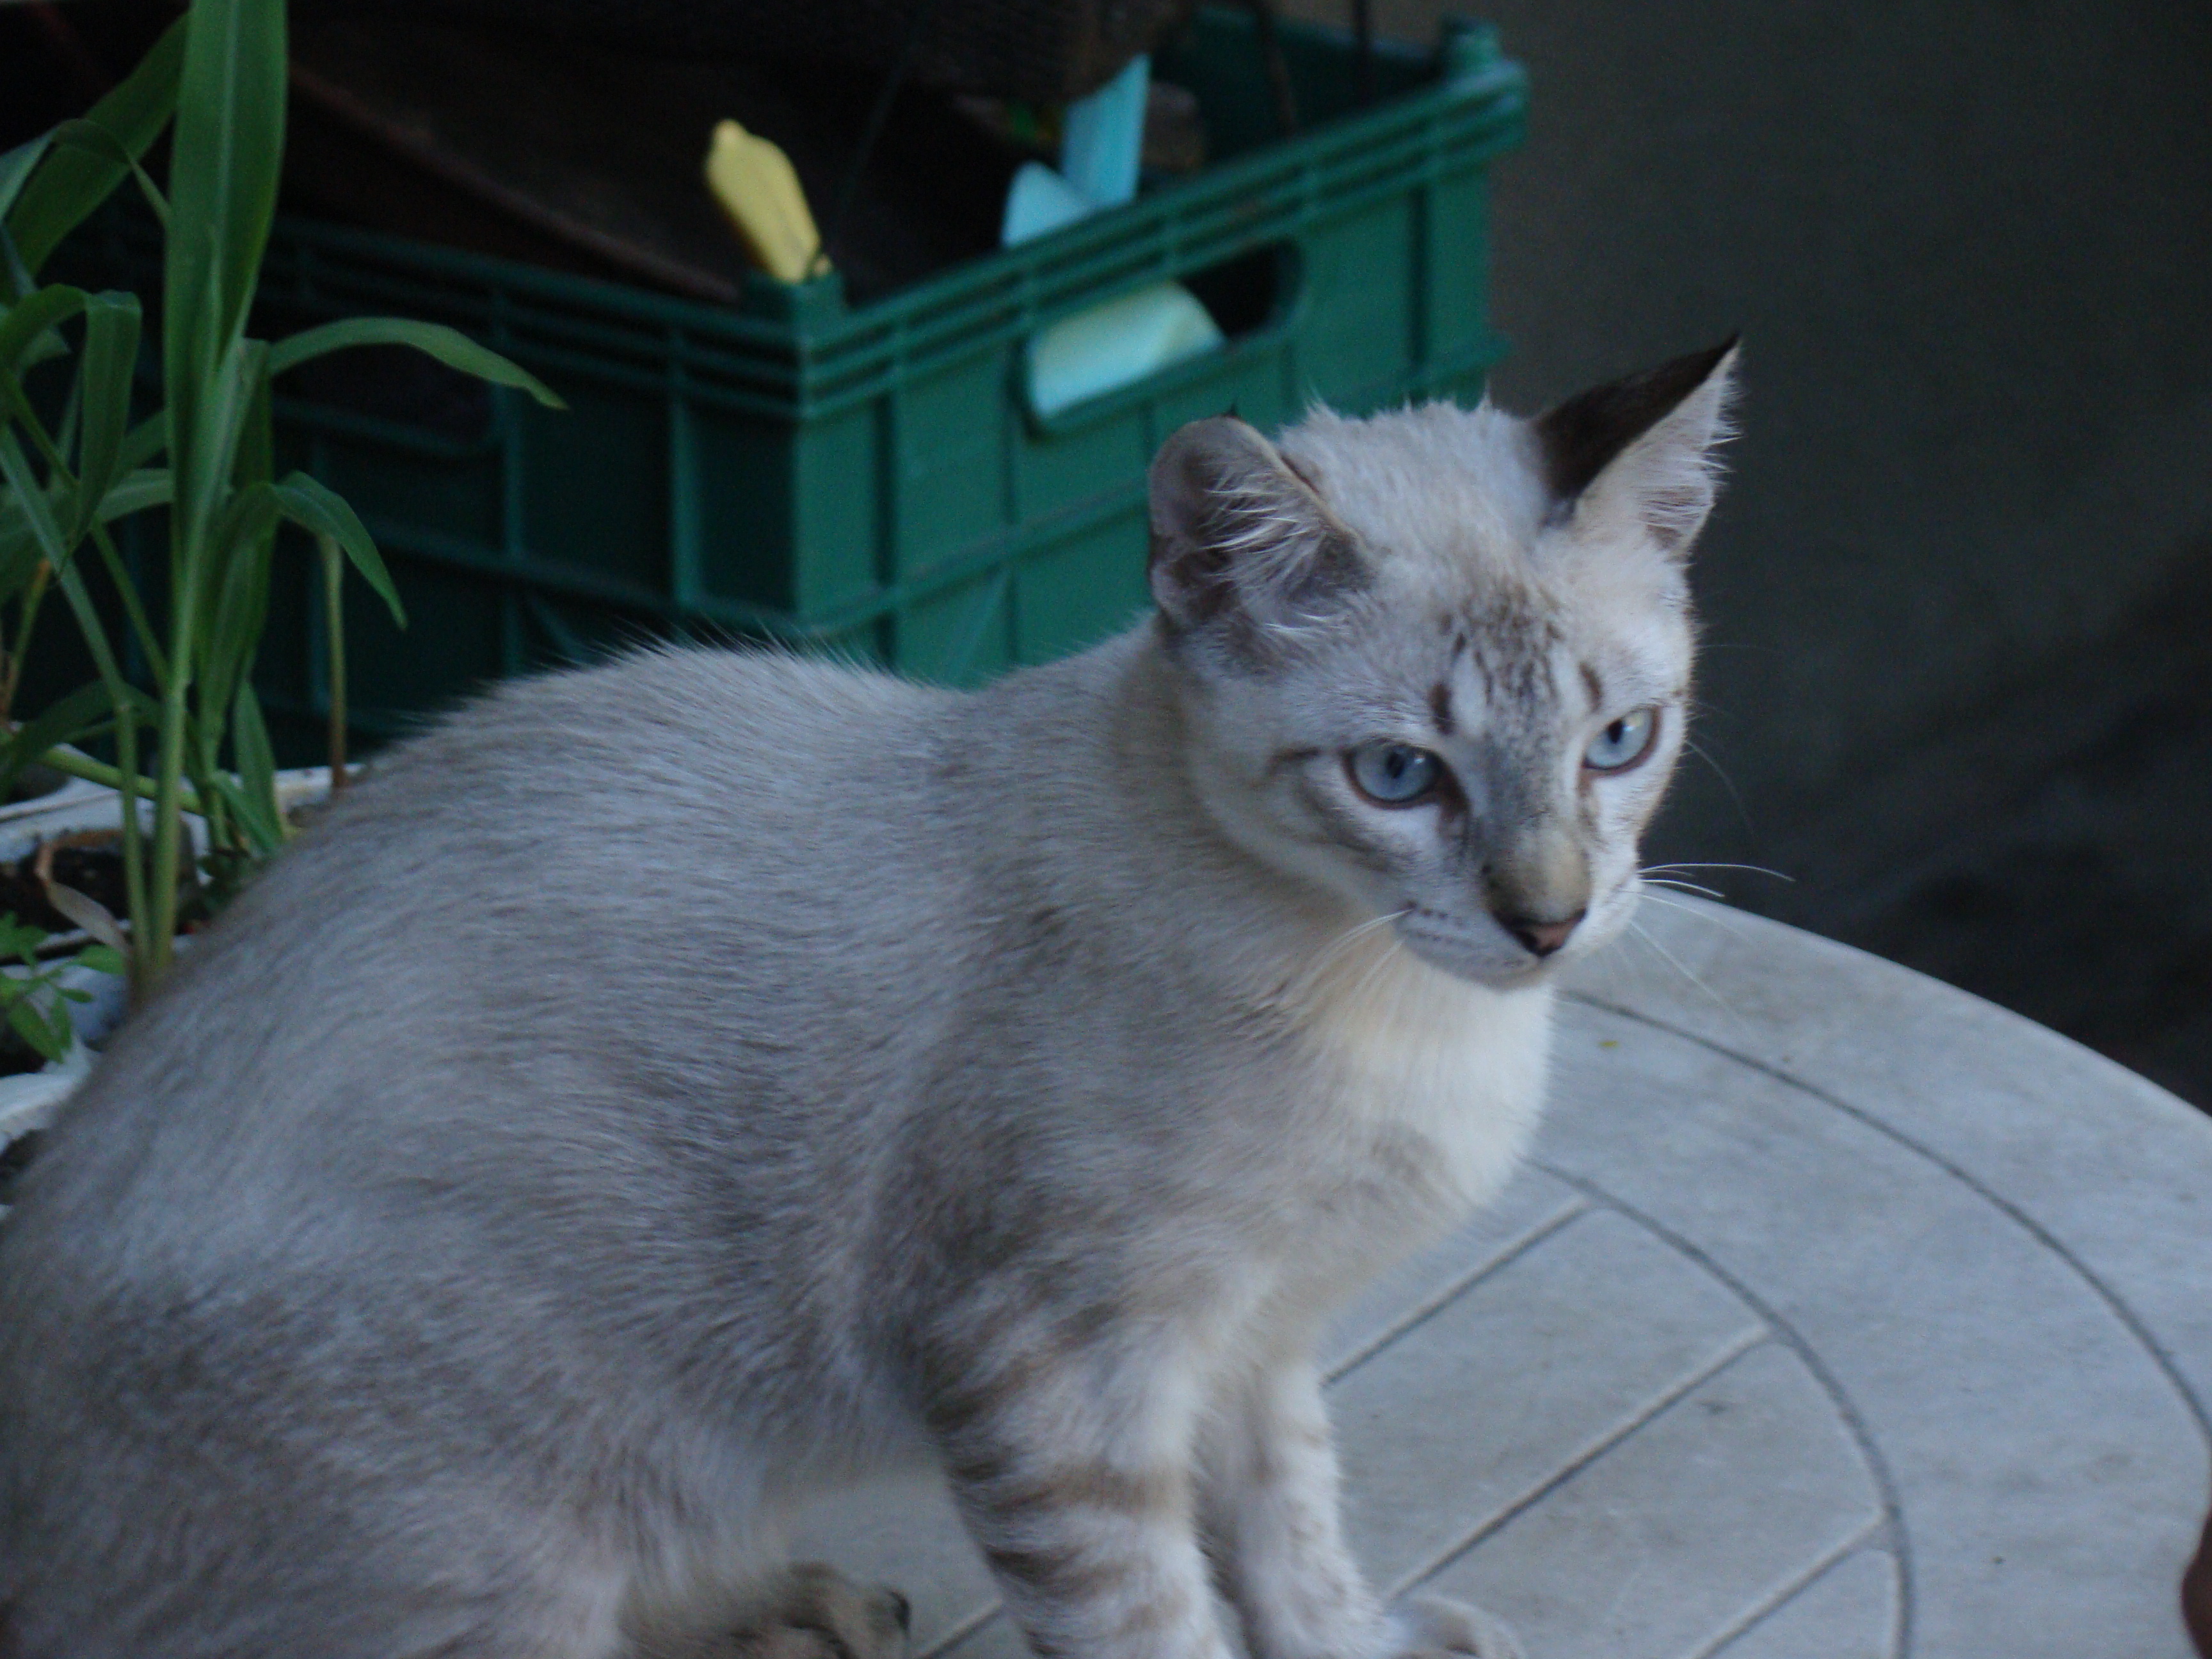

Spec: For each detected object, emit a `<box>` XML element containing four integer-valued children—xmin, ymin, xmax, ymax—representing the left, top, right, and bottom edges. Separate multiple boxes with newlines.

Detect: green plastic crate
<box><xmin>79</xmin><ymin>9</ymin><xmax>1525</xmax><ymax>748</ymax></box>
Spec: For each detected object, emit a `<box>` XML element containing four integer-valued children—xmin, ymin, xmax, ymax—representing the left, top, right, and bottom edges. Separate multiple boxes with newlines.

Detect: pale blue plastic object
<box><xmin>1059</xmin><ymin>53</ymin><xmax>1150</xmax><ymax>205</ymax></box>
<box><xmin>1001</xmin><ymin>161</ymin><xmax>1096</xmax><ymax>246</ymax></box>
<box><xmin>1011</xmin><ymin>52</ymin><xmax>1222</xmax><ymax>416</ymax></box>
<box><xmin>1028</xmin><ymin>283</ymin><xmax>1225</xmax><ymax>417</ymax></box>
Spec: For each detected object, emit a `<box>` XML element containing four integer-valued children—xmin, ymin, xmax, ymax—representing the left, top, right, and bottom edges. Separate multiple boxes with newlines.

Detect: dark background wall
<box><xmin>1289</xmin><ymin>0</ymin><xmax>2212</xmax><ymax>1104</ymax></box>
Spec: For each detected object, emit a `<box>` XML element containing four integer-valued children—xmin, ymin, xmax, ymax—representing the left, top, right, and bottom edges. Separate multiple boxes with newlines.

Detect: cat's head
<box><xmin>1148</xmin><ymin>341</ymin><xmax>1738</xmax><ymax>988</ymax></box>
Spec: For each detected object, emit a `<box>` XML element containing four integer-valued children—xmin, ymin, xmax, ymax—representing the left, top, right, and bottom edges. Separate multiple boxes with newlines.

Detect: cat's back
<box><xmin>164</xmin><ymin>642</ymin><xmax>963</xmax><ymax>1015</ymax></box>
<box><xmin>346</xmin><ymin>643</ymin><xmax>959</xmax><ymax>886</ymax></box>
<box><xmin>1</xmin><ymin>648</ymin><xmax>973</xmax><ymax>1265</ymax></box>
<box><xmin>314</xmin><ymin>641</ymin><xmax>952</xmax><ymax>915</ymax></box>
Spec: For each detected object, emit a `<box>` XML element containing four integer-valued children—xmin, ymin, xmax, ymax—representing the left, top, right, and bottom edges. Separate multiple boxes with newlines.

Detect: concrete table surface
<box><xmin>789</xmin><ymin>897</ymin><xmax>2212</xmax><ymax>1659</ymax></box>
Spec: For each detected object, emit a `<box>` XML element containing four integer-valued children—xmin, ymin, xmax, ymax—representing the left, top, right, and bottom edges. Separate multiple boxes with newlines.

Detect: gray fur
<box><xmin>0</xmin><ymin>350</ymin><xmax>1736</xmax><ymax>1658</ymax></box>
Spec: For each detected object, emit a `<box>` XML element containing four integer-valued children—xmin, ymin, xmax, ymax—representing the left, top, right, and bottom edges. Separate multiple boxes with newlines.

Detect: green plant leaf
<box><xmin>197</xmin><ymin>477</ymin><xmax>278</xmax><ymax>728</ymax></box>
<box><xmin>49</xmin><ymin>368</ymin><xmax>83</xmax><ymax>463</ymax></box>
<box><xmin>0</xmin><ymin>517</ymin><xmax>42</xmax><ymax>596</ymax></box>
<box><xmin>0</xmin><ymin>453</ymin><xmax>58</xmax><ymax>575</ymax></box>
<box><xmin>203</xmin><ymin>771</ymin><xmax>282</xmax><ymax>856</ymax></box>
<box><xmin>45</xmin><ymin>1002</ymin><xmax>76</xmax><ymax>1060</ymax></box>
<box><xmin>196</xmin><ymin>357</ymin><xmax>276</xmax><ymax>720</ymax></box>
<box><xmin>234</xmin><ymin>344</ymin><xmax>273</xmax><ymax>492</ymax></box>
<box><xmin>229</xmin><ymin>681</ymin><xmax>281</xmax><ymax>844</ymax></box>
<box><xmin>4</xmin><ymin>993</ymin><xmax>69</xmax><ymax>1064</ymax></box>
<box><xmin>267</xmin><ymin>317</ymin><xmax>566</xmax><ymax>409</ymax></box>
<box><xmin>175</xmin><ymin>0</ymin><xmax>290</xmax><ymax>344</ymax></box>
<box><xmin>120</xmin><ymin>412</ymin><xmax>168</xmax><ymax>471</ymax></box>
<box><xmin>0</xmin><ymin>227</ymin><xmax>33</xmax><ymax>311</ymax></box>
<box><xmin>4</xmin><ymin>15</ymin><xmax>187</xmax><ymax>277</ymax></box>
<box><xmin>169</xmin><ymin>331</ymin><xmax>262</xmax><ymax>565</ymax></box>
<box><xmin>3</xmin><ymin>460</ymin><xmax>166</xmax><ymax>537</ymax></box>
<box><xmin>45</xmin><ymin>119</ymin><xmax>171</xmax><ymax>230</ymax></box>
<box><xmin>270</xmin><ymin>472</ymin><xmax>405</xmax><ymax>627</ymax></box>
<box><xmin>73</xmin><ymin>942</ymin><xmax>127</xmax><ymax>978</ymax></box>
<box><xmin>164</xmin><ymin>0</ymin><xmax>287</xmax><ymax>563</ymax></box>
<box><xmin>94</xmin><ymin>466</ymin><xmax>173</xmax><ymax>524</ymax></box>
<box><xmin>0</xmin><ymin>428</ymin><xmax>69</xmax><ymax>568</ymax></box>
<box><xmin>0</xmin><ymin>679</ymin><xmax>118</xmax><ymax>798</ymax></box>
<box><xmin>0</xmin><ymin>285</ymin><xmax>86</xmax><ymax>378</ymax></box>
<box><xmin>68</xmin><ymin>292</ymin><xmax>143</xmax><ymax>542</ymax></box>
<box><xmin>227</xmin><ymin>353</ymin><xmax>277</xmax><ymax>621</ymax></box>
<box><xmin>1</xmin><ymin>465</ymin><xmax>173</xmax><ymax>579</ymax></box>
<box><xmin>0</xmin><ymin>135</ymin><xmax>54</xmax><ymax>230</ymax></box>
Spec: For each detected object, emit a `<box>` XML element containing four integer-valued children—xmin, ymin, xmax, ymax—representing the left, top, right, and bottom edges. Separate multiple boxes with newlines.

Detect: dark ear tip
<box><xmin>1534</xmin><ymin>337</ymin><xmax>1741</xmax><ymax>503</ymax></box>
<box><xmin>1691</xmin><ymin>334</ymin><xmax>1743</xmax><ymax>377</ymax></box>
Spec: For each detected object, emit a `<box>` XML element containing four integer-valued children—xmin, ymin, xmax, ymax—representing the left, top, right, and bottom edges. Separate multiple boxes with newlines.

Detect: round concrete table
<box><xmin>790</xmin><ymin>898</ymin><xmax>2212</xmax><ymax>1659</ymax></box>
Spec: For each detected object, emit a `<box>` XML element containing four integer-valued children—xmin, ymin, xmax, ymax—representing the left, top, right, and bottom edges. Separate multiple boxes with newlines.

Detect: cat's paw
<box><xmin>675</xmin><ymin>1563</ymin><xmax>911</xmax><ymax>1659</ymax></box>
<box><xmin>1386</xmin><ymin>1594</ymin><xmax>1527</xmax><ymax>1659</ymax></box>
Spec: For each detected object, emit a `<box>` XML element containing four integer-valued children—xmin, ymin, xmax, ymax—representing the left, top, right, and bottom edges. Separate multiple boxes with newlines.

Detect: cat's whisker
<box><xmin>1624</xmin><ymin>918</ymin><xmax>1749</xmax><ymax>1035</ymax></box>
<box><xmin>1288</xmin><ymin>909</ymin><xmax>1409</xmax><ymax>1002</ymax></box>
<box><xmin>1320</xmin><ymin>908</ymin><xmax>1406</xmax><ymax>962</ymax></box>
<box><xmin>1679</xmin><ymin>737</ymin><xmax>1751</xmax><ymax>826</ymax></box>
<box><xmin>1635</xmin><ymin>890</ymin><xmax>1756</xmax><ymax>943</ymax></box>
<box><xmin>1639</xmin><ymin>861</ymin><xmax>1795</xmax><ymax>884</ymax></box>
<box><xmin>1343</xmin><ymin>928</ymin><xmax>1410</xmax><ymax>1016</ymax></box>
<box><xmin>1637</xmin><ymin>873</ymin><xmax>1726</xmax><ymax>899</ymax></box>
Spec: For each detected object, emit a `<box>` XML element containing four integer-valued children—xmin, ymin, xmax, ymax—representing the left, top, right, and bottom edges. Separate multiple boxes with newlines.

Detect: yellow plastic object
<box><xmin>704</xmin><ymin>120</ymin><xmax>826</xmax><ymax>284</ymax></box>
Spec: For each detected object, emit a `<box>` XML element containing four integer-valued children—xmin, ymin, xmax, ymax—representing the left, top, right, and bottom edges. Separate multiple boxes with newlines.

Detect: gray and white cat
<box><xmin>0</xmin><ymin>341</ymin><xmax>1736</xmax><ymax>1659</ymax></box>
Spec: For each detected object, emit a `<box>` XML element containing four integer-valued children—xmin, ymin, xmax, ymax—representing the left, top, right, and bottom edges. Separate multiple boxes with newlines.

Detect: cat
<box><xmin>0</xmin><ymin>339</ymin><xmax>1736</xmax><ymax>1659</ymax></box>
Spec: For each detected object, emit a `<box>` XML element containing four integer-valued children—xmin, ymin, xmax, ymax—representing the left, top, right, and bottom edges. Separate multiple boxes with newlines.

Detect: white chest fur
<box><xmin>1297</xmin><ymin>943</ymin><xmax>1554</xmax><ymax>1214</ymax></box>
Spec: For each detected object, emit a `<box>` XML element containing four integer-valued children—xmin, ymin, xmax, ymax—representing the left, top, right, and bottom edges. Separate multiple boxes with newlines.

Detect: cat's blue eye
<box><xmin>1347</xmin><ymin>742</ymin><xmax>1443</xmax><ymax>805</ymax></box>
<box><xmin>1584</xmin><ymin>707</ymin><xmax>1659</xmax><ymax>773</ymax></box>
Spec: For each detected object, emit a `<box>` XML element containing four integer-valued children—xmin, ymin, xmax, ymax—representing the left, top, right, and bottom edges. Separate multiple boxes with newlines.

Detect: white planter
<box><xmin>0</xmin><ymin>1045</ymin><xmax>90</xmax><ymax>1142</ymax></box>
<box><xmin>0</xmin><ymin>773</ymin><xmax>113</xmax><ymax>830</ymax></box>
<box><xmin>0</xmin><ymin>765</ymin><xmax>342</xmax><ymax>866</ymax></box>
<box><xmin>0</xmin><ymin>1041</ymin><xmax>92</xmax><ymax>1215</ymax></box>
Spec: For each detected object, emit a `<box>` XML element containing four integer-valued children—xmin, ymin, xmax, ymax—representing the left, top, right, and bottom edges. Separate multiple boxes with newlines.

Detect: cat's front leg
<box><xmin>1202</xmin><ymin>1359</ymin><xmax>1523</xmax><ymax>1659</ymax></box>
<box><xmin>926</xmin><ymin>1334</ymin><xmax>1233</xmax><ymax>1659</ymax></box>
<box><xmin>1202</xmin><ymin>1356</ymin><xmax>1390</xmax><ymax>1659</ymax></box>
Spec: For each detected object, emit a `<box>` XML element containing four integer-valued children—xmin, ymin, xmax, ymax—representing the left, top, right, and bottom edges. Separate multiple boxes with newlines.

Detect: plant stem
<box><xmin>47</xmin><ymin>556</ymin><xmax>159</xmax><ymax>983</ymax></box>
<box><xmin>109</xmin><ymin>701</ymin><xmax>148</xmax><ymax>998</ymax></box>
<box><xmin>145</xmin><ymin>619</ymin><xmax>191</xmax><ymax>983</ymax></box>
<box><xmin>319</xmin><ymin>532</ymin><xmax>347</xmax><ymax>789</ymax></box>
<box><xmin>1</xmin><ymin>561</ymin><xmax>51</xmax><ymax>725</ymax></box>
<box><xmin>33</xmin><ymin>746</ymin><xmax>204</xmax><ymax>820</ymax></box>
<box><xmin>90</xmin><ymin>525</ymin><xmax>170</xmax><ymax>684</ymax></box>
<box><xmin>0</xmin><ymin>373</ymin><xmax>163</xmax><ymax>986</ymax></box>
<box><xmin>0</xmin><ymin>386</ymin><xmax>173</xmax><ymax>687</ymax></box>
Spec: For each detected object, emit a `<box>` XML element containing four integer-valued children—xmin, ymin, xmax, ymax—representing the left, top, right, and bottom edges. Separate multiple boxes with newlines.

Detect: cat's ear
<box><xmin>1147</xmin><ymin>417</ymin><xmax>1366</xmax><ymax>648</ymax></box>
<box><xmin>1534</xmin><ymin>339</ymin><xmax>1740</xmax><ymax>556</ymax></box>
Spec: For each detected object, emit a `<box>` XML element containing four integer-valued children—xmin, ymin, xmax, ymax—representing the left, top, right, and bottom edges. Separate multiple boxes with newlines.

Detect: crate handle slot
<box><xmin>1020</xmin><ymin>241</ymin><xmax>1299</xmax><ymax>428</ymax></box>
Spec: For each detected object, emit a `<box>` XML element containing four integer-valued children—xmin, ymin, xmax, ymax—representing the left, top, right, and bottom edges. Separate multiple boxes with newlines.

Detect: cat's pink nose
<box><xmin>1503</xmin><ymin>911</ymin><xmax>1583</xmax><ymax>958</ymax></box>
